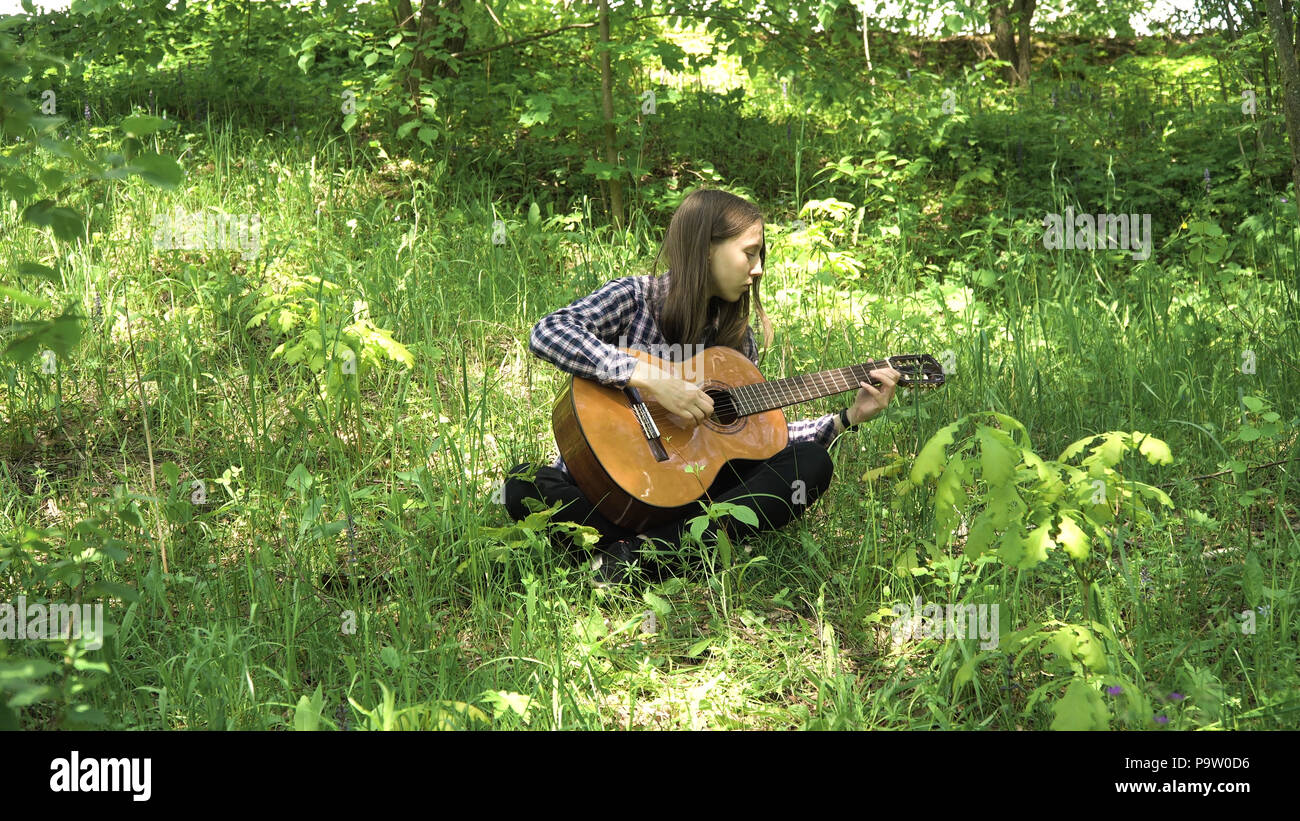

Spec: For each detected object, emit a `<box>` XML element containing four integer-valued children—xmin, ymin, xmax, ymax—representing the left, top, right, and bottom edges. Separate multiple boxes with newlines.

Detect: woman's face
<box><xmin>707</xmin><ymin>221</ymin><xmax>764</xmax><ymax>303</ymax></box>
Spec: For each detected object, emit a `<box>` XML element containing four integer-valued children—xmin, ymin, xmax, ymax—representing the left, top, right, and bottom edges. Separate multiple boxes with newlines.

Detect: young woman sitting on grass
<box><xmin>504</xmin><ymin>188</ymin><xmax>901</xmax><ymax>585</ymax></box>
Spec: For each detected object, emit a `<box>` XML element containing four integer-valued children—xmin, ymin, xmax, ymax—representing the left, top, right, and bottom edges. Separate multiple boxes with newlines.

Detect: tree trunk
<box><xmin>1264</xmin><ymin>0</ymin><xmax>1300</xmax><ymax>220</ymax></box>
<box><xmin>426</xmin><ymin>0</ymin><xmax>467</xmax><ymax>79</ymax></box>
<box><xmin>989</xmin><ymin>0</ymin><xmax>1034</xmax><ymax>85</ymax></box>
<box><xmin>598</xmin><ymin>0</ymin><xmax>624</xmax><ymax>231</ymax></box>
<box><xmin>1014</xmin><ymin>0</ymin><xmax>1035</xmax><ymax>84</ymax></box>
<box><xmin>989</xmin><ymin>0</ymin><xmax>1017</xmax><ymax>85</ymax></box>
<box><xmin>394</xmin><ymin>0</ymin><xmax>421</xmax><ymax>97</ymax></box>
<box><xmin>393</xmin><ymin>0</ymin><xmax>465</xmax><ymax>97</ymax></box>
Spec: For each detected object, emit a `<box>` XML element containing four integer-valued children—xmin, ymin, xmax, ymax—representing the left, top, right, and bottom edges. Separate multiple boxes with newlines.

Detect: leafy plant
<box><xmin>902</xmin><ymin>412</ymin><xmax>1176</xmax><ymax>728</ymax></box>
<box><xmin>0</xmin><ymin>491</ymin><xmax>143</xmax><ymax>728</ymax></box>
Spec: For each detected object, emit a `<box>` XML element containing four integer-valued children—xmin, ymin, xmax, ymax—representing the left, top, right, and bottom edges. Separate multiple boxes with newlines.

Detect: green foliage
<box><xmin>242</xmin><ymin>267</ymin><xmax>413</xmax><ymax>408</ymax></box>
<box><xmin>0</xmin><ymin>29</ymin><xmax>179</xmax><ymax>378</ymax></box>
<box><xmin>475</xmin><ymin>495</ymin><xmax>601</xmax><ymax>571</ymax></box>
<box><xmin>903</xmin><ymin>412</ymin><xmax>1179</xmax><ymax>728</ymax></box>
<box><xmin>346</xmin><ymin>681</ymin><xmax>490</xmax><ymax>730</ymax></box>
<box><xmin>0</xmin><ymin>0</ymin><xmax>1295</xmax><ymax>732</ymax></box>
<box><xmin>0</xmin><ymin>491</ymin><xmax>142</xmax><ymax>728</ymax></box>
<box><xmin>904</xmin><ymin>413</ymin><xmax>1174</xmax><ymax>571</ymax></box>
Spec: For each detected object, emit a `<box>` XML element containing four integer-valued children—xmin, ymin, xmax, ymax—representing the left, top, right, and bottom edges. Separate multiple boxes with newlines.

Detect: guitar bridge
<box><xmin>624</xmin><ymin>387</ymin><xmax>670</xmax><ymax>462</ymax></box>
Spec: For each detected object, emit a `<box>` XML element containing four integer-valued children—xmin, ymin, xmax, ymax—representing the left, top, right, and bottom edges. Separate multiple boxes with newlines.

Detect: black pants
<box><xmin>503</xmin><ymin>441</ymin><xmax>833</xmax><ymax>566</ymax></box>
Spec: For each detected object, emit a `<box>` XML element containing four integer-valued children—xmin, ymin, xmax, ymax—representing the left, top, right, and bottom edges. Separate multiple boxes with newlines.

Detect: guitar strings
<box><xmin>641</xmin><ymin>393</ymin><xmax>739</xmax><ymax>427</ymax></box>
<box><xmin>628</xmin><ymin>359</ymin><xmax>932</xmax><ymax>429</ymax></box>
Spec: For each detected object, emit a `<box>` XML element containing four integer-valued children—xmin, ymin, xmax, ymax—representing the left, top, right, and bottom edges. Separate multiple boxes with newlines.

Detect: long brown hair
<box><xmin>650</xmin><ymin>188</ymin><xmax>773</xmax><ymax>360</ymax></box>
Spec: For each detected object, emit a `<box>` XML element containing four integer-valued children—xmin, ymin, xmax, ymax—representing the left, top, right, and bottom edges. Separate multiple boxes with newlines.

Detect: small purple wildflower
<box><xmin>1154</xmin><ymin>715</ymin><xmax>1169</xmax><ymax>724</ymax></box>
<box><xmin>1107</xmin><ymin>685</ymin><xmax>1123</xmax><ymax>695</ymax></box>
<box><xmin>1168</xmin><ymin>692</ymin><xmax>1184</xmax><ymax>701</ymax></box>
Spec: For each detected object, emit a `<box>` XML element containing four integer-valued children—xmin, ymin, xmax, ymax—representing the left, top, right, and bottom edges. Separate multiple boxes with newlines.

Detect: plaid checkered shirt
<box><xmin>529</xmin><ymin>272</ymin><xmax>841</xmax><ymax>475</ymax></box>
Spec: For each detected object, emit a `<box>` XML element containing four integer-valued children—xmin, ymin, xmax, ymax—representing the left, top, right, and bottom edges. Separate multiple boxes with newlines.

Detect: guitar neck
<box><xmin>732</xmin><ymin>359</ymin><xmax>893</xmax><ymax>417</ymax></box>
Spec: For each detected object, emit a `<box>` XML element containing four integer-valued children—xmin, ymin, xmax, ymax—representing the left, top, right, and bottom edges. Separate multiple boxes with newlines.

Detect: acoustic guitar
<box><xmin>551</xmin><ymin>346</ymin><xmax>945</xmax><ymax>532</ymax></box>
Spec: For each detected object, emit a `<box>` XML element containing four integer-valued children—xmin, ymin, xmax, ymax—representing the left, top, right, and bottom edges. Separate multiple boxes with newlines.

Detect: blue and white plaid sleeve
<box><xmin>529</xmin><ymin>277</ymin><xmax>640</xmax><ymax>389</ymax></box>
<box><xmin>742</xmin><ymin>325</ymin><xmax>840</xmax><ymax>447</ymax></box>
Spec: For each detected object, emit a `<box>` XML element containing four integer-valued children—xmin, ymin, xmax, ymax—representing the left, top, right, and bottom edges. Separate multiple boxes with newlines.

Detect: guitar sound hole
<box><xmin>704</xmin><ymin>387</ymin><xmax>741</xmax><ymax>427</ymax></box>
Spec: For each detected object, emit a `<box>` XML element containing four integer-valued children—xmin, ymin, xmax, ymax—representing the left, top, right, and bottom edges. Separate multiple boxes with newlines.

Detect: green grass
<box><xmin>1</xmin><ymin>34</ymin><xmax>1298</xmax><ymax>730</ymax></box>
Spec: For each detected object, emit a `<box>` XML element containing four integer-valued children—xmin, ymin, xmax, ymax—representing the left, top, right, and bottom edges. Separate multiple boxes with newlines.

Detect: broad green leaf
<box><xmin>1050</xmin><ymin>679</ymin><xmax>1109</xmax><ymax>730</ymax></box>
<box><xmin>954</xmin><ymin>655</ymin><xmax>979</xmax><ymax>696</ymax></box>
<box><xmin>520</xmin><ymin>93</ymin><xmax>553</xmax><ymax>127</ymax></box>
<box><xmin>286</xmin><ymin>463</ymin><xmax>313</xmax><ymax>496</ymax></box>
<box><xmin>1087</xmin><ymin>432</ymin><xmax>1127</xmax><ymax>467</ymax></box>
<box><xmin>1131</xmin><ymin>481</ymin><xmax>1173</xmax><ymax>508</ymax></box>
<box><xmin>0</xmin><ymin>658</ymin><xmax>58</xmax><ymax>682</ymax></box>
<box><xmin>977</xmin><ymin>425</ymin><xmax>1016</xmax><ymax>486</ymax></box>
<box><xmin>120</xmin><ymin>114</ymin><xmax>169</xmax><ymax>137</ymax></box>
<box><xmin>2</xmin><ymin>305</ymin><xmax>83</xmax><ymax>363</ymax></box>
<box><xmin>380</xmin><ymin>646</ymin><xmax>402</xmax><ymax>670</ymax></box>
<box><xmin>1243</xmin><ymin>552</ymin><xmax>1263</xmax><ymax>605</ymax></box>
<box><xmin>581</xmin><ymin>158</ymin><xmax>625</xmax><ymax>181</ymax></box>
<box><xmin>894</xmin><ymin>546</ymin><xmax>919</xmax><ymax>575</ymax></box>
<box><xmin>910</xmin><ymin>421</ymin><xmax>961</xmax><ymax>484</ymax></box>
<box><xmin>1055</xmin><ymin>513</ymin><xmax>1090</xmax><ymax>560</ymax></box>
<box><xmin>721</xmin><ymin>501</ymin><xmax>759</xmax><ymax>528</ymax></box>
<box><xmin>963</xmin><ymin>512</ymin><xmax>997</xmax><ymax>558</ymax></box>
<box><xmin>160</xmin><ymin>461</ymin><xmax>180</xmax><ymax>489</ymax></box>
<box><xmin>5</xmin><ymin>680</ymin><xmax>53</xmax><ymax>707</ymax></box>
<box><xmin>715</xmin><ymin>527</ymin><xmax>732</xmax><ymax>567</ymax></box>
<box><xmin>480</xmin><ymin>690</ymin><xmax>533</xmax><ymax>721</ymax></box>
<box><xmin>995</xmin><ymin>529</ymin><xmax>1024</xmax><ymax>566</ymax></box>
<box><xmin>642</xmin><ymin>590</ymin><xmax>671</xmax><ymax>617</ymax></box>
<box><xmin>686</xmin><ymin>637</ymin><xmax>713</xmax><ymax>657</ymax></box>
<box><xmin>294</xmin><ymin>684</ymin><xmax>324</xmax><ymax>730</ymax></box>
<box><xmin>17</xmin><ymin>262</ymin><xmax>59</xmax><ymax>282</ymax></box>
<box><xmin>1059</xmin><ymin>433</ymin><xmax>1101</xmax><ymax>462</ymax></box>
<box><xmin>117</xmin><ymin>502</ymin><xmax>145</xmax><ymax>528</ymax></box>
<box><xmin>1131</xmin><ymin>431</ymin><xmax>1172</xmax><ymax>465</ymax></box>
<box><xmin>1050</xmin><ymin>625</ymin><xmax>1107</xmax><ymax>674</ymax></box>
<box><xmin>1020</xmin><ymin>522</ymin><xmax>1053</xmax><ymax>568</ymax></box>
<box><xmin>934</xmin><ymin>457</ymin><xmax>967</xmax><ymax>545</ymax></box>
<box><xmin>3</xmin><ymin>170</ymin><xmax>39</xmax><ymax>201</ymax></box>
<box><xmin>22</xmin><ymin>199</ymin><xmax>84</xmax><ymax>241</ymax></box>
<box><xmin>862</xmin><ymin>455</ymin><xmax>908</xmax><ymax>482</ymax></box>
<box><xmin>126</xmin><ymin>152</ymin><xmax>184</xmax><ymax>188</ymax></box>
<box><xmin>985</xmin><ymin>482</ymin><xmax>1024</xmax><ymax>529</ymax></box>
<box><xmin>0</xmin><ymin>285</ymin><xmax>52</xmax><ymax>309</ymax></box>
<box><xmin>359</xmin><ymin>325</ymin><xmax>414</xmax><ymax>368</ymax></box>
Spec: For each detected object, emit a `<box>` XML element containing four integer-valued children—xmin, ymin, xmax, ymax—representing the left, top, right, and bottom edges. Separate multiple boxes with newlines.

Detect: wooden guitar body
<box><xmin>552</xmin><ymin>346</ymin><xmax>788</xmax><ymax>532</ymax></box>
<box><xmin>550</xmin><ymin>345</ymin><xmax>944</xmax><ymax>533</ymax></box>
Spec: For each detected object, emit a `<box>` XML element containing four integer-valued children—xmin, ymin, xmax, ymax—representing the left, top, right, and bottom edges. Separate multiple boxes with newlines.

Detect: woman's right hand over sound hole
<box><xmin>629</xmin><ymin>359</ymin><xmax>714</xmax><ymax>427</ymax></box>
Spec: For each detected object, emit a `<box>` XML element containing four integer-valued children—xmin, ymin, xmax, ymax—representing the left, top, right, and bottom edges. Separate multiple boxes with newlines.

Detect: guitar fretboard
<box><xmin>732</xmin><ymin>359</ymin><xmax>892</xmax><ymax>417</ymax></box>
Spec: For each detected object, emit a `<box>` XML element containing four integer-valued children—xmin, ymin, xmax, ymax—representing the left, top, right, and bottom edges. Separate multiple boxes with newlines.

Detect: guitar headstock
<box><xmin>884</xmin><ymin>354</ymin><xmax>947</xmax><ymax>388</ymax></box>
